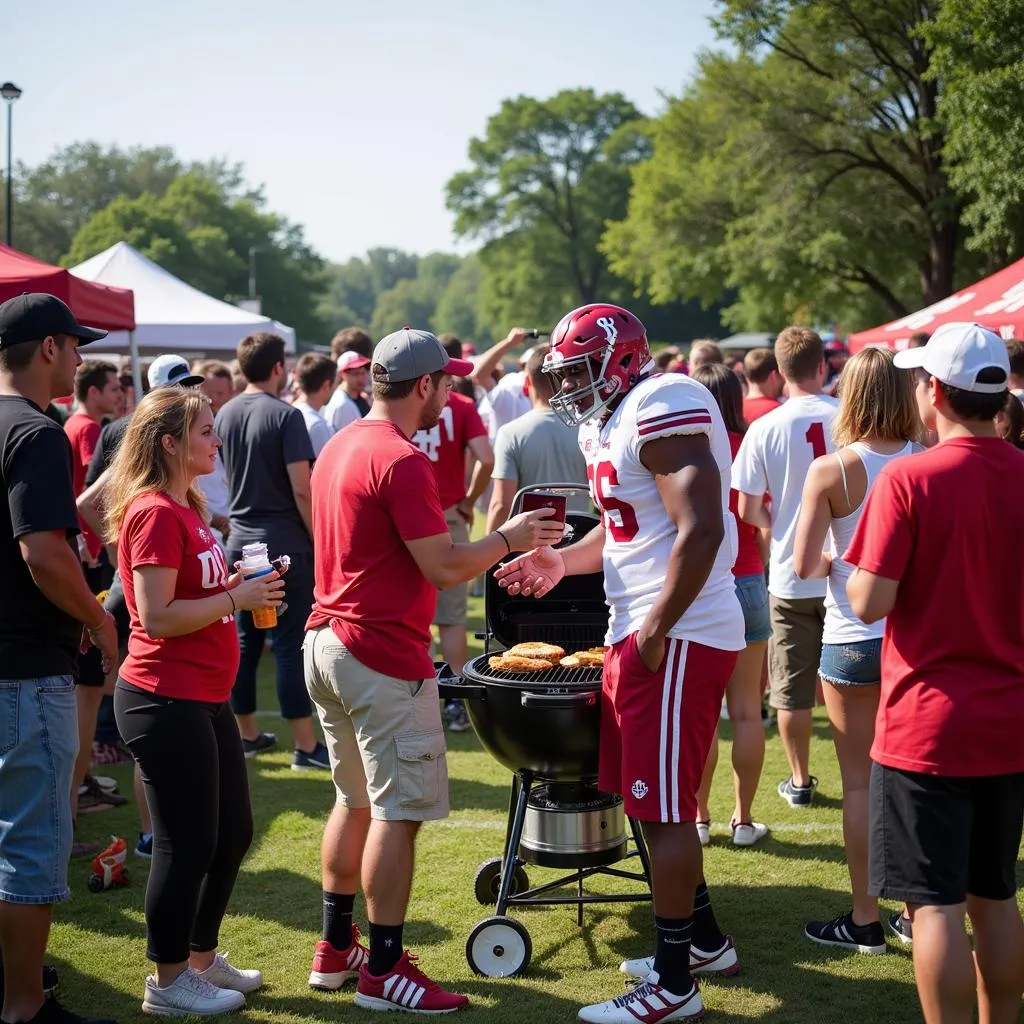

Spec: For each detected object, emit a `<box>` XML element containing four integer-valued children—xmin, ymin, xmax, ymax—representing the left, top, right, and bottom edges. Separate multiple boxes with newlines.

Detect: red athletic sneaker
<box><xmin>308</xmin><ymin>927</ymin><xmax>369</xmax><ymax>990</ymax></box>
<box><xmin>354</xmin><ymin>951</ymin><xmax>469</xmax><ymax>1014</ymax></box>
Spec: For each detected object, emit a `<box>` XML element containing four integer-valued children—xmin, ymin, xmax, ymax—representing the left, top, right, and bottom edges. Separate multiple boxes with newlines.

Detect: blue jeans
<box><xmin>734</xmin><ymin>573</ymin><xmax>772</xmax><ymax>644</ymax></box>
<box><xmin>819</xmin><ymin>638</ymin><xmax>883</xmax><ymax>687</ymax></box>
<box><xmin>0</xmin><ymin>676</ymin><xmax>77</xmax><ymax>904</ymax></box>
<box><xmin>229</xmin><ymin>550</ymin><xmax>313</xmax><ymax>721</ymax></box>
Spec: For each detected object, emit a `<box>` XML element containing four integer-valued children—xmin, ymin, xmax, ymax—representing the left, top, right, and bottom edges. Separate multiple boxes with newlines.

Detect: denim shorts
<box><xmin>819</xmin><ymin>639</ymin><xmax>883</xmax><ymax>687</ymax></box>
<box><xmin>734</xmin><ymin>573</ymin><xmax>772</xmax><ymax>644</ymax></box>
<box><xmin>0</xmin><ymin>676</ymin><xmax>77</xmax><ymax>904</ymax></box>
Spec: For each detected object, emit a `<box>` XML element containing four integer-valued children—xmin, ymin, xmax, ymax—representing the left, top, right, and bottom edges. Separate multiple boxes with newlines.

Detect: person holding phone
<box><xmin>106</xmin><ymin>386</ymin><xmax>284</xmax><ymax>1017</ymax></box>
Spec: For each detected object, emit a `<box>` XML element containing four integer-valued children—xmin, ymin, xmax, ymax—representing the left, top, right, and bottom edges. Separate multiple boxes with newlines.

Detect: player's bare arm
<box><xmin>846</xmin><ymin>567</ymin><xmax>899</xmax><ymax>624</ymax></box>
<box><xmin>634</xmin><ymin>432</ymin><xmax>725</xmax><ymax>672</ymax></box>
<box><xmin>494</xmin><ymin>521</ymin><xmax>606</xmax><ymax>597</ymax></box>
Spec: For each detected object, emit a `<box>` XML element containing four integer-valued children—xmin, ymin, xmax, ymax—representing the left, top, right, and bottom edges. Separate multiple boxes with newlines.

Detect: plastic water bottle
<box><xmin>240</xmin><ymin>543</ymin><xmax>277</xmax><ymax>629</ymax></box>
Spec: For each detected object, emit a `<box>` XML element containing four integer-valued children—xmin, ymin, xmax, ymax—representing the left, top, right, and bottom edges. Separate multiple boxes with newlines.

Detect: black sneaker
<box><xmin>0</xmin><ymin>965</ymin><xmax>58</xmax><ymax>1005</ymax></box>
<box><xmin>446</xmin><ymin>703</ymin><xmax>471</xmax><ymax>733</ymax></box>
<box><xmin>292</xmin><ymin>742</ymin><xmax>331</xmax><ymax>771</ymax></box>
<box><xmin>77</xmin><ymin>776</ymin><xmax>129</xmax><ymax>813</ymax></box>
<box><xmin>242</xmin><ymin>732</ymin><xmax>277</xmax><ymax>759</ymax></box>
<box><xmin>777</xmin><ymin>775</ymin><xmax>818</xmax><ymax>807</ymax></box>
<box><xmin>887</xmin><ymin>911</ymin><xmax>913</xmax><ymax>947</ymax></box>
<box><xmin>805</xmin><ymin>911</ymin><xmax>886</xmax><ymax>955</ymax></box>
<box><xmin>16</xmin><ymin>997</ymin><xmax>116</xmax><ymax>1024</ymax></box>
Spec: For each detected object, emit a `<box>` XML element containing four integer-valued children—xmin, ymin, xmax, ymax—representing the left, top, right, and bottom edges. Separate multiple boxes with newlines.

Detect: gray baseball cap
<box><xmin>372</xmin><ymin>327</ymin><xmax>475</xmax><ymax>383</ymax></box>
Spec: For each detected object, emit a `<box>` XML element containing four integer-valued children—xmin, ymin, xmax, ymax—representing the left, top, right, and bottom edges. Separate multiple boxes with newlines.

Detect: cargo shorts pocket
<box><xmin>395</xmin><ymin>731</ymin><xmax>446</xmax><ymax>808</ymax></box>
<box><xmin>0</xmin><ymin>686</ymin><xmax>19</xmax><ymax>756</ymax></box>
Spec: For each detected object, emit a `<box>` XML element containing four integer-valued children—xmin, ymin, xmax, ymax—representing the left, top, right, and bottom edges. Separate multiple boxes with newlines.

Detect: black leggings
<box><xmin>114</xmin><ymin>681</ymin><xmax>254</xmax><ymax>964</ymax></box>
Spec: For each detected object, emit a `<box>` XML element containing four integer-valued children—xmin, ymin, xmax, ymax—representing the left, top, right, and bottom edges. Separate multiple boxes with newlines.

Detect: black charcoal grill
<box><xmin>437</xmin><ymin>485</ymin><xmax>651</xmax><ymax>979</ymax></box>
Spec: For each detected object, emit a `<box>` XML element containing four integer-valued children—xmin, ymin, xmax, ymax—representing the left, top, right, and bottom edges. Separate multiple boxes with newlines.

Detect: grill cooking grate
<box><xmin>465</xmin><ymin>654</ymin><xmax>604</xmax><ymax>687</ymax></box>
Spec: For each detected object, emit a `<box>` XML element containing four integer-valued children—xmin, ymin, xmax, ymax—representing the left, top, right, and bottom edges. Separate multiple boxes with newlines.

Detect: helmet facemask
<box><xmin>545</xmin><ymin>348</ymin><xmax>623</xmax><ymax>428</ymax></box>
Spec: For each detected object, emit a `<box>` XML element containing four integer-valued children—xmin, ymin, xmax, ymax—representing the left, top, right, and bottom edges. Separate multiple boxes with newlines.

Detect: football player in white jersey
<box><xmin>495</xmin><ymin>304</ymin><xmax>745</xmax><ymax>1023</ymax></box>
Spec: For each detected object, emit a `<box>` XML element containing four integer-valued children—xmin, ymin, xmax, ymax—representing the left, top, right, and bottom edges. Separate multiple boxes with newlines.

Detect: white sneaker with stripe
<box><xmin>620</xmin><ymin>935</ymin><xmax>739</xmax><ymax>980</ymax></box>
<box><xmin>578</xmin><ymin>974</ymin><xmax>704</xmax><ymax>1022</ymax></box>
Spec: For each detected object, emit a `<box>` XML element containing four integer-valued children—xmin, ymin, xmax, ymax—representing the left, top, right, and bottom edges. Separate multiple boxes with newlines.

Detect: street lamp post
<box><xmin>1</xmin><ymin>82</ymin><xmax>22</xmax><ymax>247</ymax></box>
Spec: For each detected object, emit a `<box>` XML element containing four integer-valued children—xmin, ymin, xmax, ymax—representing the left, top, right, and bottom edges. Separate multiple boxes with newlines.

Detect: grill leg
<box><xmin>496</xmin><ymin>773</ymin><xmax>532</xmax><ymax>916</ymax></box>
<box><xmin>629</xmin><ymin>816</ymin><xmax>652</xmax><ymax>887</ymax></box>
<box><xmin>577</xmin><ymin>870</ymin><xmax>584</xmax><ymax>927</ymax></box>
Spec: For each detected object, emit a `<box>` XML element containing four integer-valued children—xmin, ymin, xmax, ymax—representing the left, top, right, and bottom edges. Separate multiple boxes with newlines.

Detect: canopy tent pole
<box><xmin>129</xmin><ymin>329</ymin><xmax>143</xmax><ymax>402</ymax></box>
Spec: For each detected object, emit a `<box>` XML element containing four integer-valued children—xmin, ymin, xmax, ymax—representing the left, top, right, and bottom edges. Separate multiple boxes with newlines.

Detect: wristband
<box><xmin>495</xmin><ymin>530</ymin><xmax>511</xmax><ymax>554</ymax></box>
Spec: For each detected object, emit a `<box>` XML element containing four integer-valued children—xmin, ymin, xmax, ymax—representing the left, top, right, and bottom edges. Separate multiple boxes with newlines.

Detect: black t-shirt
<box><xmin>0</xmin><ymin>395</ymin><xmax>83</xmax><ymax>678</ymax></box>
<box><xmin>85</xmin><ymin>416</ymin><xmax>130</xmax><ymax>487</ymax></box>
<box><xmin>214</xmin><ymin>391</ymin><xmax>315</xmax><ymax>557</ymax></box>
<box><xmin>352</xmin><ymin>394</ymin><xmax>371</xmax><ymax>417</ymax></box>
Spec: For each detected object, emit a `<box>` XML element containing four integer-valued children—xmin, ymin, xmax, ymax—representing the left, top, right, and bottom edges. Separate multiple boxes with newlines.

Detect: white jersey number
<box><xmin>412</xmin><ymin>406</ymin><xmax>455</xmax><ymax>463</ymax></box>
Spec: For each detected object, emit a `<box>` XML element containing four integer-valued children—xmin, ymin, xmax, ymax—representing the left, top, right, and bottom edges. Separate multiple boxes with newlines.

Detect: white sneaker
<box><xmin>578</xmin><ymin>974</ymin><xmax>703</xmax><ymax>1022</ymax></box>
<box><xmin>195</xmin><ymin>952</ymin><xmax>263</xmax><ymax>994</ymax></box>
<box><xmin>620</xmin><ymin>935</ymin><xmax>740</xmax><ymax>981</ymax></box>
<box><xmin>731</xmin><ymin>821</ymin><xmax>769</xmax><ymax>847</ymax></box>
<box><xmin>142</xmin><ymin>968</ymin><xmax>247</xmax><ymax>1016</ymax></box>
<box><xmin>695</xmin><ymin>821</ymin><xmax>711</xmax><ymax>847</ymax></box>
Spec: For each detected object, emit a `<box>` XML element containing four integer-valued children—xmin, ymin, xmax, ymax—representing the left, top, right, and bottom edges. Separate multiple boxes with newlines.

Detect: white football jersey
<box><xmin>732</xmin><ymin>394</ymin><xmax>839</xmax><ymax>599</ymax></box>
<box><xmin>579</xmin><ymin>374</ymin><xmax>744</xmax><ymax>652</ymax></box>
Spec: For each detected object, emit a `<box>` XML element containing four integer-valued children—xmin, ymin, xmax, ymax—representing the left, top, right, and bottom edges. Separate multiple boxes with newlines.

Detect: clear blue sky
<box><xmin>4</xmin><ymin>0</ymin><xmax>720</xmax><ymax>263</ymax></box>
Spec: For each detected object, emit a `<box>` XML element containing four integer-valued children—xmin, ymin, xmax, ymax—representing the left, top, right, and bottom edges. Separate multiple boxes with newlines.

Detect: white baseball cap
<box><xmin>148</xmin><ymin>354</ymin><xmax>204</xmax><ymax>389</ymax></box>
<box><xmin>893</xmin><ymin>321</ymin><xmax>1009</xmax><ymax>394</ymax></box>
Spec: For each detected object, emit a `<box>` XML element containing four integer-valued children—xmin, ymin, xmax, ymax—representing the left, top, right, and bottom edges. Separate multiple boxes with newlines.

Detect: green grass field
<box><xmin>58</xmin><ymin>595</ymin><xmax>1023</xmax><ymax>1023</ymax></box>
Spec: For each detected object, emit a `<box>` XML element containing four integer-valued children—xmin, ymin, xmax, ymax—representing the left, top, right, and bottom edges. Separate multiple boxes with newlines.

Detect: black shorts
<box><xmin>76</xmin><ymin>564</ymin><xmax>127</xmax><ymax>688</ymax></box>
<box><xmin>869</xmin><ymin>762</ymin><xmax>1024</xmax><ymax>905</ymax></box>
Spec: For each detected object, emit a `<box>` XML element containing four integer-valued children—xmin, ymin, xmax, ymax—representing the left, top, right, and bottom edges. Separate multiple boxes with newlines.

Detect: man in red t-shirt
<box><xmin>64</xmin><ymin>359</ymin><xmax>121</xmax><ymax>571</ymax></box>
<box><xmin>303</xmin><ymin>327</ymin><xmax>562</xmax><ymax>1013</ymax></box>
<box><xmin>741</xmin><ymin>347</ymin><xmax>783</xmax><ymax>423</ymax></box>
<box><xmin>412</xmin><ymin>336</ymin><xmax>493</xmax><ymax>678</ymax></box>
<box><xmin>846</xmin><ymin>322</ymin><xmax>1024</xmax><ymax>1024</ymax></box>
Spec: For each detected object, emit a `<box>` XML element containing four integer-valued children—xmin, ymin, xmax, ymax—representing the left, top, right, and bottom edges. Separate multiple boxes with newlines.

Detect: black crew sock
<box><xmin>367</xmin><ymin>922</ymin><xmax>404</xmax><ymax>976</ymax></box>
<box><xmin>652</xmin><ymin>915</ymin><xmax>693</xmax><ymax>995</ymax></box>
<box><xmin>322</xmin><ymin>891</ymin><xmax>355</xmax><ymax>950</ymax></box>
<box><xmin>692</xmin><ymin>881</ymin><xmax>726</xmax><ymax>951</ymax></box>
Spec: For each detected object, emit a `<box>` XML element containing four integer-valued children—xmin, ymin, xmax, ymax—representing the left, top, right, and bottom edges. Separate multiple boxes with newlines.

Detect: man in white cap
<box><xmin>323</xmin><ymin>351</ymin><xmax>371</xmax><ymax>433</ymax></box>
<box><xmin>845</xmin><ymin>322</ymin><xmax>1024</xmax><ymax>1024</ymax></box>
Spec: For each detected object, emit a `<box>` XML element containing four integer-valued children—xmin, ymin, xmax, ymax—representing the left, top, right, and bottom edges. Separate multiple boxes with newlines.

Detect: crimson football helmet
<box><xmin>543</xmin><ymin>303</ymin><xmax>653</xmax><ymax>427</ymax></box>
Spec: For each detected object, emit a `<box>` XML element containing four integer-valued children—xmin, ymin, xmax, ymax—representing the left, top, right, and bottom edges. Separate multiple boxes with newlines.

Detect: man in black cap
<box><xmin>0</xmin><ymin>293</ymin><xmax>118</xmax><ymax>1024</ymax></box>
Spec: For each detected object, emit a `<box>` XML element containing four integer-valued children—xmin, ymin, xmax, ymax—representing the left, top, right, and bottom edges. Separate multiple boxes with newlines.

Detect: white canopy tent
<box><xmin>70</xmin><ymin>242</ymin><xmax>297</xmax><ymax>357</ymax></box>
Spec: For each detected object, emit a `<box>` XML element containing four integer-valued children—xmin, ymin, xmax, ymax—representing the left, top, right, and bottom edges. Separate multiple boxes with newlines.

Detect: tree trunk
<box><xmin>922</xmin><ymin>216</ymin><xmax>960</xmax><ymax>306</ymax></box>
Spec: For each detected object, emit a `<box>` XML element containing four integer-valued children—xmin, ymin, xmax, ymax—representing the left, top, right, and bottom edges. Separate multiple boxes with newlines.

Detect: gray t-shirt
<box><xmin>215</xmin><ymin>391</ymin><xmax>315</xmax><ymax>556</ymax></box>
<box><xmin>492</xmin><ymin>407</ymin><xmax>590</xmax><ymax>512</ymax></box>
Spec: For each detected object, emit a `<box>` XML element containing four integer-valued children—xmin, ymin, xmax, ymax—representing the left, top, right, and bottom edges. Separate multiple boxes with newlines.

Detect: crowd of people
<box><xmin>0</xmin><ymin>290</ymin><xmax>1021</xmax><ymax>1024</ymax></box>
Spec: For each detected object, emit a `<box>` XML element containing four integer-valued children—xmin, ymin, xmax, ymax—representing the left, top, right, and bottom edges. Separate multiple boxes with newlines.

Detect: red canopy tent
<box><xmin>848</xmin><ymin>257</ymin><xmax>1024</xmax><ymax>353</ymax></box>
<box><xmin>0</xmin><ymin>243</ymin><xmax>135</xmax><ymax>330</ymax></box>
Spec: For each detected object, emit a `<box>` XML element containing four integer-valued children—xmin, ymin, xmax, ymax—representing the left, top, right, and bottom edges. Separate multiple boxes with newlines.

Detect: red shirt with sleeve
<box><xmin>742</xmin><ymin>396</ymin><xmax>781</xmax><ymax>424</ymax></box>
<box><xmin>118</xmin><ymin>492</ymin><xmax>239</xmax><ymax>702</ymax></box>
<box><xmin>410</xmin><ymin>393</ymin><xmax>487</xmax><ymax>509</ymax></box>
<box><xmin>306</xmin><ymin>418</ymin><xmax>450</xmax><ymax>681</ymax></box>
<box><xmin>845</xmin><ymin>437</ymin><xmax>1024</xmax><ymax>777</ymax></box>
<box><xmin>64</xmin><ymin>410</ymin><xmax>103</xmax><ymax>559</ymax></box>
<box><xmin>729</xmin><ymin>431</ymin><xmax>764</xmax><ymax>577</ymax></box>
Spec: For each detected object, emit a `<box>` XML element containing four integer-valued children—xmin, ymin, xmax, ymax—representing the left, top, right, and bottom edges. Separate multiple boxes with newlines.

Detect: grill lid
<box><xmin>485</xmin><ymin>509</ymin><xmax>608</xmax><ymax>653</ymax></box>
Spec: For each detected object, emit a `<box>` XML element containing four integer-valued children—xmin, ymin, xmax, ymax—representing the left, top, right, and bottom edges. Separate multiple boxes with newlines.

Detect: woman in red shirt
<box><xmin>691</xmin><ymin>363</ymin><xmax>770</xmax><ymax>847</ymax></box>
<box><xmin>106</xmin><ymin>387</ymin><xmax>283</xmax><ymax>1017</ymax></box>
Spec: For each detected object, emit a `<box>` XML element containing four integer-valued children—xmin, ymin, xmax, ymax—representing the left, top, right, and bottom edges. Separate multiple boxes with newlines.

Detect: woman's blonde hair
<box><xmin>104</xmin><ymin>388</ymin><xmax>211</xmax><ymax>540</ymax></box>
<box><xmin>832</xmin><ymin>347</ymin><xmax>919</xmax><ymax>448</ymax></box>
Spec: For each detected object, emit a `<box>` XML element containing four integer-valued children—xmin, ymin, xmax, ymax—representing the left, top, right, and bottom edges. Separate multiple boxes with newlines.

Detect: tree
<box><xmin>369</xmin><ymin>278</ymin><xmax>436</xmax><ymax>339</ymax></box>
<box><xmin>65</xmin><ymin>171</ymin><xmax>326</xmax><ymax>339</ymax></box>
<box><xmin>432</xmin><ymin>256</ymin><xmax>491</xmax><ymax>343</ymax></box>
<box><xmin>446</xmin><ymin>89</ymin><xmax>651</xmax><ymax>318</ymax></box>
<box><xmin>605</xmin><ymin>1</ymin><xmax>993</xmax><ymax>332</ymax></box>
<box><xmin>925</xmin><ymin>0</ymin><xmax>1024</xmax><ymax>257</ymax></box>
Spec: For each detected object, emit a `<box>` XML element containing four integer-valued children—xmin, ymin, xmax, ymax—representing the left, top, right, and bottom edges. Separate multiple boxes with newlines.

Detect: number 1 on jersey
<box><xmin>805</xmin><ymin>422</ymin><xmax>826</xmax><ymax>459</ymax></box>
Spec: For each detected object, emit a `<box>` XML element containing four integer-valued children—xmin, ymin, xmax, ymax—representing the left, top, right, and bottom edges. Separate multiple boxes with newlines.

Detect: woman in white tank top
<box><xmin>793</xmin><ymin>348</ymin><xmax>921</xmax><ymax>955</ymax></box>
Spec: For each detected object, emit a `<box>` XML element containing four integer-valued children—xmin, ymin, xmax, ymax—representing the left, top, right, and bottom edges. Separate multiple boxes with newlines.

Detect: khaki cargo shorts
<box><xmin>434</xmin><ymin>505</ymin><xmax>469</xmax><ymax>626</ymax></box>
<box><xmin>303</xmin><ymin>626</ymin><xmax>449</xmax><ymax>821</ymax></box>
<box><xmin>767</xmin><ymin>594</ymin><xmax>826</xmax><ymax>711</ymax></box>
